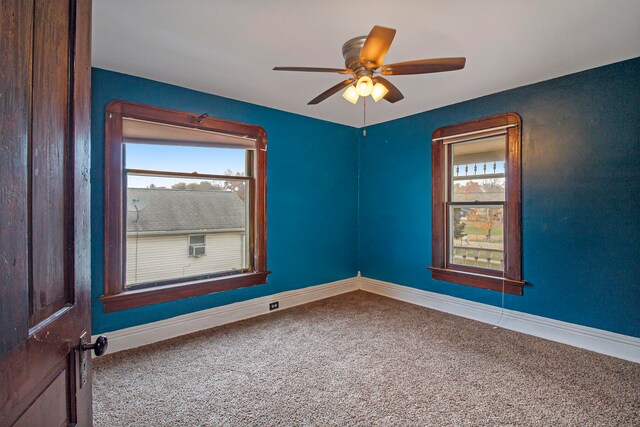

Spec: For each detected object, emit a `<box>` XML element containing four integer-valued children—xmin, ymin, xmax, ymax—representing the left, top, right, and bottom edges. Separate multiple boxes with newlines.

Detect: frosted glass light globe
<box><xmin>356</xmin><ymin>76</ymin><xmax>374</xmax><ymax>97</ymax></box>
<box><xmin>371</xmin><ymin>82</ymin><xmax>389</xmax><ymax>102</ymax></box>
<box><xmin>342</xmin><ymin>85</ymin><xmax>359</xmax><ymax>104</ymax></box>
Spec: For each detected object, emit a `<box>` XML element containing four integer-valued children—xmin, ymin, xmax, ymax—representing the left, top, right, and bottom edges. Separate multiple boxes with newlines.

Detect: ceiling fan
<box><xmin>273</xmin><ymin>25</ymin><xmax>466</xmax><ymax>105</ymax></box>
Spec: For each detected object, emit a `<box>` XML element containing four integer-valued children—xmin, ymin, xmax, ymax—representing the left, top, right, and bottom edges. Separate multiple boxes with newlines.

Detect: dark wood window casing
<box><xmin>428</xmin><ymin>113</ymin><xmax>524</xmax><ymax>295</ymax></box>
<box><xmin>100</xmin><ymin>101</ymin><xmax>268</xmax><ymax>312</ymax></box>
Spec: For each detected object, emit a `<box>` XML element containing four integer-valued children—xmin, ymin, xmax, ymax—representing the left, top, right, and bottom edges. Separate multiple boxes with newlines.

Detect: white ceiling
<box><xmin>93</xmin><ymin>0</ymin><xmax>640</xmax><ymax>127</ymax></box>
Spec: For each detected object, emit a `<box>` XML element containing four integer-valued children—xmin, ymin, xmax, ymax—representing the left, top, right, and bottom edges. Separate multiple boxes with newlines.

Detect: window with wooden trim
<box><xmin>428</xmin><ymin>113</ymin><xmax>524</xmax><ymax>295</ymax></box>
<box><xmin>101</xmin><ymin>101</ymin><xmax>268</xmax><ymax>312</ymax></box>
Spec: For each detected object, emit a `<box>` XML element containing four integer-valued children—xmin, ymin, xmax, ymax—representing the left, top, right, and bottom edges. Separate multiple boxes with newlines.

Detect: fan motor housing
<box><xmin>342</xmin><ymin>36</ymin><xmax>368</xmax><ymax>73</ymax></box>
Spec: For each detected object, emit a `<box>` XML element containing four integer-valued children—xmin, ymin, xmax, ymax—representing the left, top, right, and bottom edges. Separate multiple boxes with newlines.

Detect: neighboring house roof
<box><xmin>127</xmin><ymin>188</ymin><xmax>245</xmax><ymax>233</ymax></box>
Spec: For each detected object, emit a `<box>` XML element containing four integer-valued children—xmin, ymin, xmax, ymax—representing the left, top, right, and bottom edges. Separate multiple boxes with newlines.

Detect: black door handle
<box><xmin>81</xmin><ymin>335</ymin><xmax>108</xmax><ymax>356</ymax></box>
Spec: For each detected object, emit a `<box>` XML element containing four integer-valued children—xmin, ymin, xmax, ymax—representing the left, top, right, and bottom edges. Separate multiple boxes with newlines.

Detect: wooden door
<box><xmin>0</xmin><ymin>0</ymin><xmax>93</xmax><ymax>425</ymax></box>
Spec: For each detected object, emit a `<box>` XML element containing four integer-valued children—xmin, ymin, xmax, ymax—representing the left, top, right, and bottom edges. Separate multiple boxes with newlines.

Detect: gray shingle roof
<box><xmin>127</xmin><ymin>188</ymin><xmax>245</xmax><ymax>233</ymax></box>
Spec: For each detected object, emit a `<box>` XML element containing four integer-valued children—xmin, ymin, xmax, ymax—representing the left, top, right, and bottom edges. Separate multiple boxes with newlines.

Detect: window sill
<box><xmin>427</xmin><ymin>267</ymin><xmax>524</xmax><ymax>295</ymax></box>
<box><xmin>99</xmin><ymin>271</ymin><xmax>271</xmax><ymax>313</ymax></box>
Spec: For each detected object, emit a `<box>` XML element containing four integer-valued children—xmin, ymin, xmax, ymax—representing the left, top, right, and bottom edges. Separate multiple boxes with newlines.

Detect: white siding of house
<box><xmin>125</xmin><ymin>232</ymin><xmax>245</xmax><ymax>287</ymax></box>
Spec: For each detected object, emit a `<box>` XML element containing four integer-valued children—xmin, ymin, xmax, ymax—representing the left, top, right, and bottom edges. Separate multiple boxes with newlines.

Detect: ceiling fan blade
<box><xmin>381</xmin><ymin>57</ymin><xmax>466</xmax><ymax>76</ymax></box>
<box><xmin>373</xmin><ymin>77</ymin><xmax>404</xmax><ymax>103</ymax></box>
<box><xmin>308</xmin><ymin>78</ymin><xmax>357</xmax><ymax>105</ymax></box>
<box><xmin>273</xmin><ymin>66</ymin><xmax>352</xmax><ymax>74</ymax></box>
<box><xmin>360</xmin><ymin>25</ymin><xmax>396</xmax><ymax>69</ymax></box>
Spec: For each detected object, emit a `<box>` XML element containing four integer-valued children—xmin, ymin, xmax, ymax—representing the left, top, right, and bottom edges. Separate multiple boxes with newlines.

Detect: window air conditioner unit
<box><xmin>189</xmin><ymin>245</ymin><xmax>206</xmax><ymax>257</ymax></box>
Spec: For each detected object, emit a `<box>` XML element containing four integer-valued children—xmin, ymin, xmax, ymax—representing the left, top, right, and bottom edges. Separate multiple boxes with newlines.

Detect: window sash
<box><xmin>446</xmin><ymin>203</ymin><xmax>505</xmax><ymax>275</ymax></box>
<box><xmin>445</xmin><ymin>136</ymin><xmax>507</xmax><ymax>276</ymax></box>
<box><xmin>124</xmin><ymin>171</ymin><xmax>251</xmax><ymax>288</ymax></box>
<box><xmin>189</xmin><ymin>235</ymin><xmax>205</xmax><ymax>245</ymax></box>
<box><xmin>126</xmin><ymin>168</ymin><xmax>251</xmax><ymax>183</ymax></box>
<box><xmin>447</xmin><ymin>134</ymin><xmax>507</xmax><ymax>204</ymax></box>
<box><xmin>125</xmin><ymin>266</ymin><xmax>252</xmax><ymax>291</ymax></box>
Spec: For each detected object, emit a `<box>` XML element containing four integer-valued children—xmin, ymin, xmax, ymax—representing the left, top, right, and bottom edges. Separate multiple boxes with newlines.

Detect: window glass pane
<box><xmin>451</xmin><ymin>136</ymin><xmax>505</xmax><ymax>202</ymax></box>
<box><xmin>125</xmin><ymin>174</ymin><xmax>249</xmax><ymax>289</ymax></box>
<box><xmin>125</xmin><ymin>143</ymin><xmax>247</xmax><ymax>176</ymax></box>
<box><xmin>189</xmin><ymin>235</ymin><xmax>205</xmax><ymax>245</ymax></box>
<box><xmin>449</xmin><ymin>206</ymin><xmax>503</xmax><ymax>271</ymax></box>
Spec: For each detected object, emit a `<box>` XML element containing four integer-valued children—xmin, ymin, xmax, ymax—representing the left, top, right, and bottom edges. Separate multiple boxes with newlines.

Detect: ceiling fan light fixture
<box><xmin>342</xmin><ymin>85</ymin><xmax>359</xmax><ymax>104</ymax></box>
<box><xmin>355</xmin><ymin>76</ymin><xmax>374</xmax><ymax>96</ymax></box>
<box><xmin>274</xmin><ymin>25</ymin><xmax>466</xmax><ymax>105</ymax></box>
<box><xmin>371</xmin><ymin>82</ymin><xmax>389</xmax><ymax>102</ymax></box>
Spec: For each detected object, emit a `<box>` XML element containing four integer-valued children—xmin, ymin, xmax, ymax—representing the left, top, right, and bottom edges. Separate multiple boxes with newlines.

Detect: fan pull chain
<box><xmin>363</xmin><ymin>96</ymin><xmax>367</xmax><ymax>137</ymax></box>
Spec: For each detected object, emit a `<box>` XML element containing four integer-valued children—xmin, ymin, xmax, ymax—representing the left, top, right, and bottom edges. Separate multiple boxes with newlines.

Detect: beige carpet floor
<box><xmin>93</xmin><ymin>291</ymin><xmax>639</xmax><ymax>426</ymax></box>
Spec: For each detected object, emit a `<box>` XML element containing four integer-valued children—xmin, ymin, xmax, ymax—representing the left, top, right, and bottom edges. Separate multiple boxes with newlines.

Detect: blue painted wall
<box><xmin>92</xmin><ymin>58</ymin><xmax>639</xmax><ymax>338</ymax></box>
<box><xmin>91</xmin><ymin>68</ymin><xmax>359</xmax><ymax>334</ymax></box>
<box><xmin>358</xmin><ymin>58</ymin><xmax>640</xmax><ymax>337</ymax></box>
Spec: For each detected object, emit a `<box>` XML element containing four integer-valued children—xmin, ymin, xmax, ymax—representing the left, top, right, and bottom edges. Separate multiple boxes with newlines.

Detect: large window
<box><xmin>429</xmin><ymin>113</ymin><xmax>524</xmax><ymax>295</ymax></box>
<box><xmin>101</xmin><ymin>101</ymin><xmax>268</xmax><ymax>312</ymax></box>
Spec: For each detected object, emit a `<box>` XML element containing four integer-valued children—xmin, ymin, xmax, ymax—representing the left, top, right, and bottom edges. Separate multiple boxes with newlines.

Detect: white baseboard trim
<box><xmin>95</xmin><ymin>274</ymin><xmax>639</xmax><ymax>363</ymax></box>
<box><xmin>360</xmin><ymin>277</ymin><xmax>640</xmax><ymax>363</ymax></box>
<box><xmin>96</xmin><ymin>277</ymin><xmax>358</xmax><ymax>354</ymax></box>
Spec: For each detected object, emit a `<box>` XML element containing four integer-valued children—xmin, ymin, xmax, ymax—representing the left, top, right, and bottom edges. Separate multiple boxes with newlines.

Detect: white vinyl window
<box><xmin>188</xmin><ymin>234</ymin><xmax>206</xmax><ymax>257</ymax></box>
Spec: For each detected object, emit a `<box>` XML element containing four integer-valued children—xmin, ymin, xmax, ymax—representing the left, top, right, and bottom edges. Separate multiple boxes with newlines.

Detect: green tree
<box><xmin>453</xmin><ymin>209</ymin><xmax>467</xmax><ymax>240</ymax></box>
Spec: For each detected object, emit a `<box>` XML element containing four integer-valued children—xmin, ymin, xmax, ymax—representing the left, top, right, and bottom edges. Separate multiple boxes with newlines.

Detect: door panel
<box><xmin>30</xmin><ymin>0</ymin><xmax>72</xmax><ymax>327</ymax></box>
<box><xmin>0</xmin><ymin>0</ymin><xmax>93</xmax><ymax>425</ymax></box>
<box><xmin>14</xmin><ymin>361</ymin><xmax>71</xmax><ymax>427</ymax></box>
<box><xmin>0</xmin><ymin>0</ymin><xmax>32</xmax><ymax>358</ymax></box>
